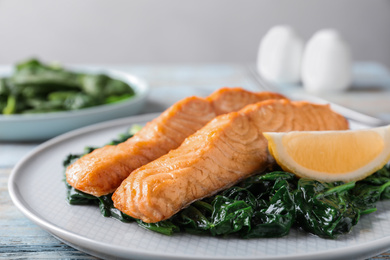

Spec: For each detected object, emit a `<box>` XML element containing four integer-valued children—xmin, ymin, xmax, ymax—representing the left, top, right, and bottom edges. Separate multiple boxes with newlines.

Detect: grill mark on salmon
<box><xmin>66</xmin><ymin>87</ymin><xmax>286</xmax><ymax>197</ymax></box>
<box><xmin>112</xmin><ymin>99</ymin><xmax>349</xmax><ymax>223</ymax></box>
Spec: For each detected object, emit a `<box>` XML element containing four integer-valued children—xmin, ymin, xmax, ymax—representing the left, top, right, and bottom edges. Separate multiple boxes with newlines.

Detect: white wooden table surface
<box><xmin>1</xmin><ymin>63</ymin><xmax>390</xmax><ymax>259</ymax></box>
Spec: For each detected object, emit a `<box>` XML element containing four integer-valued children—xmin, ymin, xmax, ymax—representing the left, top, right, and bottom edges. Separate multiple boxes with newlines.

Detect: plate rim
<box><xmin>7</xmin><ymin>114</ymin><xmax>390</xmax><ymax>260</ymax></box>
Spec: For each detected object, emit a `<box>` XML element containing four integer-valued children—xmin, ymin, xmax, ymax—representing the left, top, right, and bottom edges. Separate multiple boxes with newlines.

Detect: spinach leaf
<box><xmin>66</xmin><ymin>183</ymin><xmax>98</xmax><ymax>205</ymax></box>
<box><xmin>209</xmin><ymin>195</ymin><xmax>253</xmax><ymax>236</ymax></box>
<box><xmin>350</xmin><ymin>165</ymin><xmax>390</xmax><ymax>214</ymax></box>
<box><xmin>12</xmin><ymin>58</ymin><xmax>80</xmax><ymax>88</ymax></box>
<box><xmin>173</xmin><ymin>202</ymin><xmax>213</xmax><ymax>234</ymax></box>
<box><xmin>136</xmin><ymin>220</ymin><xmax>180</xmax><ymax>236</ymax></box>
<box><xmin>294</xmin><ymin>180</ymin><xmax>359</xmax><ymax>238</ymax></box>
<box><xmin>79</xmin><ymin>74</ymin><xmax>134</xmax><ymax>103</ymax></box>
<box><xmin>2</xmin><ymin>95</ymin><xmax>17</xmax><ymax>114</ymax></box>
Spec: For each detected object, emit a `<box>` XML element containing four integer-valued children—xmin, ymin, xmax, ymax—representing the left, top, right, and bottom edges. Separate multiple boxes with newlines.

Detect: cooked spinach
<box><xmin>64</xmin><ymin>129</ymin><xmax>390</xmax><ymax>239</ymax></box>
<box><xmin>1</xmin><ymin>58</ymin><xmax>135</xmax><ymax>114</ymax></box>
<box><xmin>294</xmin><ymin>180</ymin><xmax>359</xmax><ymax>238</ymax></box>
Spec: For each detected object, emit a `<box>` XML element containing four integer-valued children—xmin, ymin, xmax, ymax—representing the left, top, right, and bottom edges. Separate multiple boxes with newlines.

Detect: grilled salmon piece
<box><xmin>66</xmin><ymin>87</ymin><xmax>286</xmax><ymax>197</ymax></box>
<box><xmin>112</xmin><ymin>99</ymin><xmax>349</xmax><ymax>223</ymax></box>
<box><xmin>207</xmin><ymin>87</ymin><xmax>286</xmax><ymax>115</ymax></box>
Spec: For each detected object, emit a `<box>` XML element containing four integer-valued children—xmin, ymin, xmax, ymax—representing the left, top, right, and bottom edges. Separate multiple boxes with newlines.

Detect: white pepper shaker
<box><xmin>257</xmin><ymin>25</ymin><xmax>304</xmax><ymax>85</ymax></box>
<box><xmin>301</xmin><ymin>29</ymin><xmax>352</xmax><ymax>94</ymax></box>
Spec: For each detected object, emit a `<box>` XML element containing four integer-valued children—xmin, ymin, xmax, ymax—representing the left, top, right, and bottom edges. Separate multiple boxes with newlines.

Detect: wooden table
<box><xmin>2</xmin><ymin>63</ymin><xmax>390</xmax><ymax>259</ymax></box>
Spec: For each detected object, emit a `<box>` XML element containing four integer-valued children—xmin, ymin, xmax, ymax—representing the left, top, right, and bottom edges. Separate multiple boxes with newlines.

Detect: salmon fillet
<box><xmin>112</xmin><ymin>99</ymin><xmax>349</xmax><ymax>223</ymax></box>
<box><xmin>66</xmin><ymin>87</ymin><xmax>286</xmax><ymax>197</ymax></box>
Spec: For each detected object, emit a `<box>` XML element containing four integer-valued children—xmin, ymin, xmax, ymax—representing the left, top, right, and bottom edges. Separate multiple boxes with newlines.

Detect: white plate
<box><xmin>0</xmin><ymin>65</ymin><xmax>149</xmax><ymax>141</ymax></box>
<box><xmin>8</xmin><ymin>114</ymin><xmax>390</xmax><ymax>260</ymax></box>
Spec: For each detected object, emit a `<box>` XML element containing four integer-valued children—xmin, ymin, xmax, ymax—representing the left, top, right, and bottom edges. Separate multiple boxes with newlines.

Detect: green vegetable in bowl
<box><xmin>0</xmin><ymin>58</ymin><xmax>135</xmax><ymax>114</ymax></box>
<box><xmin>63</xmin><ymin>127</ymin><xmax>390</xmax><ymax>239</ymax></box>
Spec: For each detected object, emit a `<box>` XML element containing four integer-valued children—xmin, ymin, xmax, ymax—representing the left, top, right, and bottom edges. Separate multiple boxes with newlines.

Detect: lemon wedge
<box><xmin>263</xmin><ymin>125</ymin><xmax>390</xmax><ymax>182</ymax></box>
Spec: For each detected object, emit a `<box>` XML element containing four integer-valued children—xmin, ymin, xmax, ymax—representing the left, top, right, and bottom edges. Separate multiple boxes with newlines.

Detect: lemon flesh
<box><xmin>264</xmin><ymin>125</ymin><xmax>390</xmax><ymax>182</ymax></box>
<box><xmin>283</xmin><ymin>131</ymin><xmax>383</xmax><ymax>173</ymax></box>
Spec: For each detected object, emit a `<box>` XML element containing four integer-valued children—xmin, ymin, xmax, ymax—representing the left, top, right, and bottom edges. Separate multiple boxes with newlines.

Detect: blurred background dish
<box><xmin>0</xmin><ymin>65</ymin><xmax>149</xmax><ymax>141</ymax></box>
<box><xmin>0</xmin><ymin>59</ymin><xmax>141</xmax><ymax>115</ymax></box>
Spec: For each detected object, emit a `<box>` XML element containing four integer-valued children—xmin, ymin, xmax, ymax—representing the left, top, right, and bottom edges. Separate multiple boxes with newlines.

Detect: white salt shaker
<box><xmin>257</xmin><ymin>25</ymin><xmax>304</xmax><ymax>85</ymax></box>
<box><xmin>301</xmin><ymin>29</ymin><xmax>352</xmax><ymax>94</ymax></box>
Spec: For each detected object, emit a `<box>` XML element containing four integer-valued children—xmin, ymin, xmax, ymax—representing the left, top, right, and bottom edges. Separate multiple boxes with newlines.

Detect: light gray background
<box><xmin>0</xmin><ymin>0</ymin><xmax>389</xmax><ymax>69</ymax></box>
